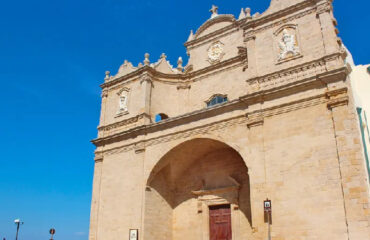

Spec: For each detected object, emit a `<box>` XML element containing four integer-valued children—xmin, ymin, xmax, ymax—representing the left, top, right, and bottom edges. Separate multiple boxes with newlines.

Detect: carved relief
<box><xmin>208</xmin><ymin>41</ymin><xmax>225</xmax><ymax>64</ymax></box>
<box><xmin>116</xmin><ymin>87</ymin><xmax>130</xmax><ymax>116</ymax></box>
<box><xmin>274</xmin><ymin>25</ymin><xmax>302</xmax><ymax>63</ymax></box>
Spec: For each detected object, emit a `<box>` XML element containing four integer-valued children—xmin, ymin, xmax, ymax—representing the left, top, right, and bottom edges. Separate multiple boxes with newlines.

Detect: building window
<box><xmin>155</xmin><ymin>113</ymin><xmax>169</xmax><ymax>123</ymax></box>
<box><xmin>206</xmin><ymin>95</ymin><xmax>228</xmax><ymax>107</ymax></box>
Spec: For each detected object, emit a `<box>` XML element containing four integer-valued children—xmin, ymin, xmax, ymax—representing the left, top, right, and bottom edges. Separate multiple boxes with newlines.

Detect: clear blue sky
<box><xmin>0</xmin><ymin>1</ymin><xmax>368</xmax><ymax>240</ymax></box>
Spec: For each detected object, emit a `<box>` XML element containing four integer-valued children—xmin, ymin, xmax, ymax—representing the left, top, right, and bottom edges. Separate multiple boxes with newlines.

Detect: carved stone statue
<box><xmin>119</xmin><ymin>95</ymin><xmax>128</xmax><ymax>112</ymax></box>
<box><xmin>278</xmin><ymin>29</ymin><xmax>300</xmax><ymax>60</ymax></box>
<box><xmin>117</xmin><ymin>90</ymin><xmax>129</xmax><ymax>114</ymax></box>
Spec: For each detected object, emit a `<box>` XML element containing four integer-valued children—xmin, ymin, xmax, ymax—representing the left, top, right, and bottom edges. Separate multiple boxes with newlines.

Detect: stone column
<box><xmin>89</xmin><ymin>154</ymin><xmax>104</xmax><ymax>240</ymax></box>
<box><xmin>327</xmin><ymin>89</ymin><xmax>370</xmax><ymax>239</ymax></box>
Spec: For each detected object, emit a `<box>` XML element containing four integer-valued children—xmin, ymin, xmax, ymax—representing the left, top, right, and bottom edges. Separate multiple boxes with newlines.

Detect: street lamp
<box><xmin>49</xmin><ymin>228</ymin><xmax>56</xmax><ymax>240</ymax></box>
<box><xmin>14</xmin><ymin>219</ymin><xmax>23</xmax><ymax>240</ymax></box>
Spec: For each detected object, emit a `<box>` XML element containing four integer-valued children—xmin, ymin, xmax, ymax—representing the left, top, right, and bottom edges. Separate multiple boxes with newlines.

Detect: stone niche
<box><xmin>144</xmin><ymin>138</ymin><xmax>252</xmax><ymax>240</ymax></box>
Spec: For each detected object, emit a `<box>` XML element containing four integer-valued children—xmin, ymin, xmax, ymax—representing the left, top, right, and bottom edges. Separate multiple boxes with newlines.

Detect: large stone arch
<box><xmin>144</xmin><ymin>138</ymin><xmax>253</xmax><ymax>240</ymax></box>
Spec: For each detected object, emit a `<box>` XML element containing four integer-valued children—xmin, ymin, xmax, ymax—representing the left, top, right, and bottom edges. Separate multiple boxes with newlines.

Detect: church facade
<box><xmin>89</xmin><ymin>0</ymin><xmax>370</xmax><ymax>239</ymax></box>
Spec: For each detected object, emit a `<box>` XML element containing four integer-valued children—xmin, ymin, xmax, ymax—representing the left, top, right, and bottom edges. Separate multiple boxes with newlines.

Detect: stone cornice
<box><xmin>245</xmin><ymin>53</ymin><xmax>343</xmax><ymax>93</ymax></box>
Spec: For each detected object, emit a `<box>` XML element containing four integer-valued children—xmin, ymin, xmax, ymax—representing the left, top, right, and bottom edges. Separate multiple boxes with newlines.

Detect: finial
<box><xmin>124</xmin><ymin>60</ymin><xmax>128</xmax><ymax>64</ymax></box>
<box><xmin>210</xmin><ymin>5</ymin><xmax>219</xmax><ymax>19</ymax></box>
<box><xmin>160</xmin><ymin>53</ymin><xmax>167</xmax><ymax>59</ymax></box>
<box><xmin>187</xmin><ymin>30</ymin><xmax>194</xmax><ymax>42</ymax></box>
<box><xmin>177</xmin><ymin>57</ymin><xmax>183</xmax><ymax>71</ymax></box>
<box><xmin>138</xmin><ymin>62</ymin><xmax>143</xmax><ymax>68</ymax></box>
<box><xmin>105</xmin><ymin>71</ymin><xmax>110</xmax><ymax>80</ymax></box>
<box><xmin>144</xmin><ymin>53</ymin><xmax>150</xmax><ymax>65</ymax></box>
<box><xmin>245</xmin><ymin>8</ymin><xmax>251</xmax><ymax>19</ymax></box>
<box><xmin>238</xmin><ymin>8</ymin><xmax>246</xmax><ymax>20</ymax></box>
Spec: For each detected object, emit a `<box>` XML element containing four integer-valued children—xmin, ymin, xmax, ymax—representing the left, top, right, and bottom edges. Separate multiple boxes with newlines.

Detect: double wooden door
<box><xmin>209</xmin><ymin>205</ymin><xmax>232</xmax><ymax>240</ymax></box>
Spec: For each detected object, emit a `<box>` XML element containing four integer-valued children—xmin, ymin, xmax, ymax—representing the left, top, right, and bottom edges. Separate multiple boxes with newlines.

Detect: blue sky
<box><xmin>0</xmin><ymin>1</ymin><xmax>368</xmax><ymax>240</ymax></box>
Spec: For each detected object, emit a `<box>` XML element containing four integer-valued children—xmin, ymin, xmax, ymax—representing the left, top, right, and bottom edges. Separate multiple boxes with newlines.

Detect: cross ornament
<box><xmin>209</xmin><ymin>5</ymin><xmax>218</xmax><ymax>18</ymax></box>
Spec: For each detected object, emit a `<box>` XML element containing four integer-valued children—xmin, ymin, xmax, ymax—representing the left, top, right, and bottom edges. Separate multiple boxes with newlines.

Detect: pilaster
<box><xmin>89</xmin><ymin>153</ymin><xmax>104</xmax><ymax>240</ymax></box>
<box><xmin>244</xmin><ymin>30</ymin><xmax>257</xmax><ymax>78</ymax></box>
<box><xmin>328</xmin><ymin>90</ymin><xmax>370</xmax><ymax>239</ymax></box>
<box><xmin>245</xmin><ymin>110</ymin><xmax>266</xmax><ymax>239</ymax></box>
<box><xmin>316</xmin><ymin>1</ymin><xmax>340</xmax><ymax>58</ymax></box>
<box><xmin>140</xmin><ymin>73</ymin><xmax>154</xmax><ymax>124</ymax></box>
<box><xmin>98</xmin><ymin>90</ymin><xmax>108</xmax><ymax>138</ymax></box>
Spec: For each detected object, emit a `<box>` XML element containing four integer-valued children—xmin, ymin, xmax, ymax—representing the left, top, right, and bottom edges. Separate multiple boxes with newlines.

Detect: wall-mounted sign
<box><xmin>129</xmin><ymin>229</ymin><xmax>138</xmax><ymax>240</ymax></box>
<box><xmin>264</xmin><ymin>199</ymin><xmax>271</xmax><ymax>212</ymax></box>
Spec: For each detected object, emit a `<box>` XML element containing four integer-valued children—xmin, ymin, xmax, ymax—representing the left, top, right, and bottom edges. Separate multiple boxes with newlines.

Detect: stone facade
<box><xmin>89</xmin><ymin>0</ymin><xmax>370</xmax><ymax>239</ymax></box>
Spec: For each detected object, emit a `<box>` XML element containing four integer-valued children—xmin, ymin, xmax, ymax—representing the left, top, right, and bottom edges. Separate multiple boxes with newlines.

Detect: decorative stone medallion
<box><xmin>208</xmin><ymin>41</ymin><xmax>225</xmax><ymax>64</ymax></box>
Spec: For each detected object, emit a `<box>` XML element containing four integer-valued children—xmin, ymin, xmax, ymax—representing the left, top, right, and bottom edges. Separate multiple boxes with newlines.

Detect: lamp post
<box><xmin>49</xmin><ymin>228</ymin><xmax>55</xmax><ymax>240</ymax></box>
<box><xmin>14</xmin><ymin>219</ymin><xmax>23</xmax><ymax>240</ymax></box>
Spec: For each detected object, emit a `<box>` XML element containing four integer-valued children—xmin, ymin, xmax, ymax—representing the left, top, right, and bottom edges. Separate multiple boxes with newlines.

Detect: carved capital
<box><xmin>101</xmin><ymin>90</ymin><xmax>108</xmax><ymax>98</ymax></box>
<box><xmin>94</xmin><ymin>153</ymin><xmax>104</xmax><ymax>162</ymax></box>
<box><xmin>140</xmin><ymin>73</ymin><xmax>153</xmax><ymax>85</ymax></box>
<box><xmin>177</xmin><ymin>84</ymin><xmax>191</xmax><ymax>90</ymax></box>
<box><xmin>326</xmin><ymin>87</ymin><xmax>349</xmax><ymax>109</ymax></box>
<box><xmin>134</xmin><ymin>143</ymin><xmax>146</xmax><ymax>154</ymax></box>
<box><xmin>246</xmin><ymin>113</ymin><xmax>264</xmax><ymax>128</ymax></box>
<box><xmin>316</xmin><ymin>2</ymin><xmax>332</xmax><ymax>16</ymax></box>
<box><xmin>327</xmin><ymin>97</ymin><xmax>349</xmax><ymax>109</ymax></box>
<box><xmin>325</xmin><ymin>87</ymin><xmax>347</xmax><ymax>98</ymax></box>
<box><xmin>244</xmin><ymin>31</ymin><xmax>256</xmax><ymax>42</ymax></box>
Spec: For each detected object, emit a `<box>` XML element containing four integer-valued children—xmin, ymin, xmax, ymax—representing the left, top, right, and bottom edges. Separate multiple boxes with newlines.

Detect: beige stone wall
<box><xmin>92</xmin><ymin>100</ymin><xmax>369</xmax><ymax>239</ymax></box>
<box><xmin>89</xmin><ymin>0</ymin><xmax>370</xmax><ymax>239</ymax></box>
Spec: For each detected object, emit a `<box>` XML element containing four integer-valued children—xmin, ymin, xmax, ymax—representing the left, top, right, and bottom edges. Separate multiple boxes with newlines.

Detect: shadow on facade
<box><xmin>145</xmin><ymin>138</ymin><xmax>252</xmax><ymax>240</ymax></box>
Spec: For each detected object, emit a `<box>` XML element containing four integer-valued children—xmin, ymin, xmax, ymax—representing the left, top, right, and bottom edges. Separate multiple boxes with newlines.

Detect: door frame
<box><xmin>192</xmin><ymin>185</ymin><xmax>240</xmax><ymax>240</ymax></box>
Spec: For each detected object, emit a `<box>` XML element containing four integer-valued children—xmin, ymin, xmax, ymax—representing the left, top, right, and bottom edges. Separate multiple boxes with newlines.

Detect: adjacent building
<box><xmin>348</xmin><ymin>57</ymin><xmax>370</xmax><ymax>184</ymax></box>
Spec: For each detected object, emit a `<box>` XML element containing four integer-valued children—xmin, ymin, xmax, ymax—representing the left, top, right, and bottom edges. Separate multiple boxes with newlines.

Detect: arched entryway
<box><xmin>144</xmin><ymin>138</ymin><xmax>252</xmax><ymax>240</ymax></box>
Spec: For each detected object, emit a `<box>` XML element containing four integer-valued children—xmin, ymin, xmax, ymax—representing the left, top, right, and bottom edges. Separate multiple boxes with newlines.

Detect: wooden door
<box><xmin>209</xmin><ymin>205</ymin><xmax>232</xmax><ymax>240</ymax></box>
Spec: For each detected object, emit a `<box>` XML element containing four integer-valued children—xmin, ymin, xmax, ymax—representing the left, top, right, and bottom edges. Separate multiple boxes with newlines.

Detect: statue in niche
<box><xmin>117</xmin><ymin>91</ymin><xmax>129</xmax><ymax>114</ymax></box>
<box><xmin>278</xmin><ymin>29</ymin><xmax>300</xmax><ymax>60</ymax></box>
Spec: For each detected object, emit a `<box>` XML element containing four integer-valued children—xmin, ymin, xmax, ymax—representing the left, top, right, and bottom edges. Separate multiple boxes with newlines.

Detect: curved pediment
<box><xmin>194</xmin><ymin>15</ymin><xmax>235</xmax><ymax>39</ymax></box>
<box><xmin>116</xmin><ymin>60</ymin><xmax>137</xmax><ymax>77</ymax></box>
